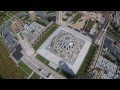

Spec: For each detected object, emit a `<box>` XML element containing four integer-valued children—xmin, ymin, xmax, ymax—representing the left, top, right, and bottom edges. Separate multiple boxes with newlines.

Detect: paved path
<box><xmin>27</xmin><ymin>71</ymin><xmax>34</xmax><ymax>79</ymax></box>
<box><xmin>22</xmin><ymin>52</ymin><xmax>66</xmax><ymax>79</ymax></box>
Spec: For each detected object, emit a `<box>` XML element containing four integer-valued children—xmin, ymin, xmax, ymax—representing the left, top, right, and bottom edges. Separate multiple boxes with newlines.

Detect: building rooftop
<box><xmin>12</xmin><ymin>50</ymin><xmax>23</xmax><ymax>61</ymax></box>
<box><xmin>95</xmin><ymin>56</ymin><xmax>118</xmax><ymax>79</ymax></box>
<box><xmin>37</xmin><ymin>26</ymin><xmax>92</xmax><ymax>74</ymax></box>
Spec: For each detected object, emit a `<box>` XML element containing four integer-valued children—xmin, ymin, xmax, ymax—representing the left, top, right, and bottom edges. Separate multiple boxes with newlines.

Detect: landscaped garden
<box><xmin>77</xmin><ymin>44</ymin><xmax>98</xmax><ymax>77</ymax></box>
<box><xmin>86</xmin><ymin>19</ymin><xmax>94</xmax><ymax>31</ymax></box>
<box><xmin>30</xmin><ymin>72</ymin><xmax>40</xmax><ymax>79</ymax></box>
<box><xmin>18</xmin><ymin>61</ymin><xmax>33</xmax><ymax>75</ymax></box>
<box><xmin>71</xmin><ymin>12</ymin><xmax>82</xmax><ymax>24</ymax></box>
<box><xmin>33</xmin><ymin>23</ymin><xmax>59</xmax><ymax>50</ymax></box>
<box><xmin>36</xmin><ymin>54</ymin><xmax>46</xmax><ymax>63</ymax></box>
<box><xmin>36</xmin><ymin>20</ymin><xmax>47</xmax><ymax>26</ymax></box>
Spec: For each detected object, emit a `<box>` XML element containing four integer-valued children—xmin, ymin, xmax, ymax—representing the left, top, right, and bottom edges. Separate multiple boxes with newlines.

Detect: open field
<box><xmin>36</xmin><ymin>54</ymin><xmax>46</xmax><ymax>63</ymax></box>
<box><xmin>0</xmin><ymin>41</ymin><xmax>28</xmax><ymax>79</ymax></box>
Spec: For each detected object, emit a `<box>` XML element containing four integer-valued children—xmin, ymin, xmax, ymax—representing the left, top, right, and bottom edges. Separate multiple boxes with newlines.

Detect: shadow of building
<box><xmin>59</xmin><ymin>61</ymin><xmax>77</xmax><ymax>79</ymax></box>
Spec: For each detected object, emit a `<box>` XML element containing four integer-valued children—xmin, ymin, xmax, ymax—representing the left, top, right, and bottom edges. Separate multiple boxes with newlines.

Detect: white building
<box><xmin>17</xmin><ymin>32</ymin><xmax>35</xmax><ymax>56</ymax></box>
<box><xmin>90</xmin><ymin>23</ymin><xmax>97</xmax><ymax>35</ymax></box>
<box><xmin>29</xmin><ymin>11</ymin><xmax>36</xmax><ymax>21</ymax></box>
<box><xmin>37</xmin><ymin>26</ymin><xmax>92</xmax><ymax>74</ymax></box>
<box><xmin>56</xmin><ymin>11</ymin><xmax>63</xmax><ymax>25</ymax></box>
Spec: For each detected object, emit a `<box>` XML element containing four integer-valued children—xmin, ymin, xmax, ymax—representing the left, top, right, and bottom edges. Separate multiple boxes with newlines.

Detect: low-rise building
<box><xmin>94</xmin><ymin>56</ymin><xmax>118</xmax><ymax>79</ymax></box>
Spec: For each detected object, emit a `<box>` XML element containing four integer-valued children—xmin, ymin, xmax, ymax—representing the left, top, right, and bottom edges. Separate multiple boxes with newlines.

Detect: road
<box><xmin>92</xmin><ymin>15</ymin><xmax>112</xmax><ymax>69</ymax></box>
<box><xmin>21</xmin><ymin>52</ymin><xmax>66</xmax><ymax>79</ymax></box>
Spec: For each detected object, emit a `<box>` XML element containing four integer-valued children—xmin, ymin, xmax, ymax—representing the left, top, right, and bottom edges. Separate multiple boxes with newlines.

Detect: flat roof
<box><xmin>12</xmin><ymin>50</ymin><xmax>23</xmax><ymax>61</ymax></box>
<box><xmin>37</xmin><ymin>26</ymin><xmax>92</xmax><ymax>74</ymax></box>
<box><xmin>15</xmin><ymin>44</ymin><xmax>22</xmax><ymax>51</ymax></box>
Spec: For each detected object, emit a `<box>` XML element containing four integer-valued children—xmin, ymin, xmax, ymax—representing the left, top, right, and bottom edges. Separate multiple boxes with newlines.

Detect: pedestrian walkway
<box><xmin>27</xmin><ymin>71</ymin><xmax>34</xmax><ymax>79</ymax></box>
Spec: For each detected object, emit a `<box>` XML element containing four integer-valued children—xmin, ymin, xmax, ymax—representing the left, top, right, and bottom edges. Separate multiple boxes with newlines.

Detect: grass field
<box><xmin>77</xmin><ymin>44</ymin><xmax>98</xmax><ymax>77</ymax></box>
<box><xmin>30</xmin><ymin>72</ymin><xmax>40</xmax><ymax>79</ymax></box>
<box><xmin>17</xmin><ymin>66</ymin><xmax>29</xmax><ymax>79</ymax></box>
<box><xmin>66</xmin><ymin>12</ymin><xmax>72</xmax><ymax>17</ymax></box>
<box><xmin>86</xmin><ymin>19</ymin><xmax>94</xmax><ymax>30</ymax></box>
<box><xmin>33</xmin><ymin>23</ymin><xmax>59</xmax><ymax>50</ymax></box>
<box><xmin>36</xmin><ymin>54</ymin><xmax>46</xmax><ymax>63</ymax></box>
<box><xmin>0</xmin><ymin>41</ymin><xmax>28</xmax><ymax>79</ymax></box>
<box><xmin>72</xmin><ymin>13</ymin><xmax>82</xmax><ymax>24</ymax></box>
<box><xmin>36</xmin><ymin>20</ymin><xmax>47</xmax><ymax>26</ymax></box>
<box><xmin>18</xmin><ymin>61</ymin><xmax>33</xmax><ymax>75</ymax></box>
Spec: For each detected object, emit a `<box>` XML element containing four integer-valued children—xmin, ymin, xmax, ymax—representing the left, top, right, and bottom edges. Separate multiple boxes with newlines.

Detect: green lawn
<box><xmin>66</xmin><ymin>12</ymin><xmax>72</xmax><ymax>17</ymax></box>
<box><xmin>0</xmin><ymin>41</ymin><xmax>28</xmax><ymax>79</ymax></box>
<box><xmin>77</xmin><ymin>44</ymin><xmax>98</xmax><ymax>77</ymax></box>
<box><xmin>45</xmin><ymin>60</ymin><xmax>49</xmax><ymax>65</ymax></box>
<box><xmin>86</xmin><ymin>19</ymin><xmax>94</xmax><ymax>30</ymax></box>
<box><xmin>71</xmin><ymin>13</ymin><xmax>82</xmax><ymax>24</ymax></box>
<box><xmin>36</xmin><ymin>54</ymin><xmax>46</xmax><ymax>63</ymax></box>
<box><xmin>18</xmin><ymin>61</ymin><xmax>33</xmax><ymax>75</ymax></box>
<box><xmin>30</xmin><ymin>72</ymin><xmax>40</xmax><ymax>79</ymax></box>
<box><xmin>17</xmin><ymin>66</ymin><xmax>29</xmax><ymax>79</ymax></box>
<box><xmin>33</xmin><ymin>23</ymin><xmax>59</xmax><ymax>50</ymax></box>
<box><xmin>36</xmin><ymin>20</ymin><xmax>47</xmax><ymax>26</ymax></box>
